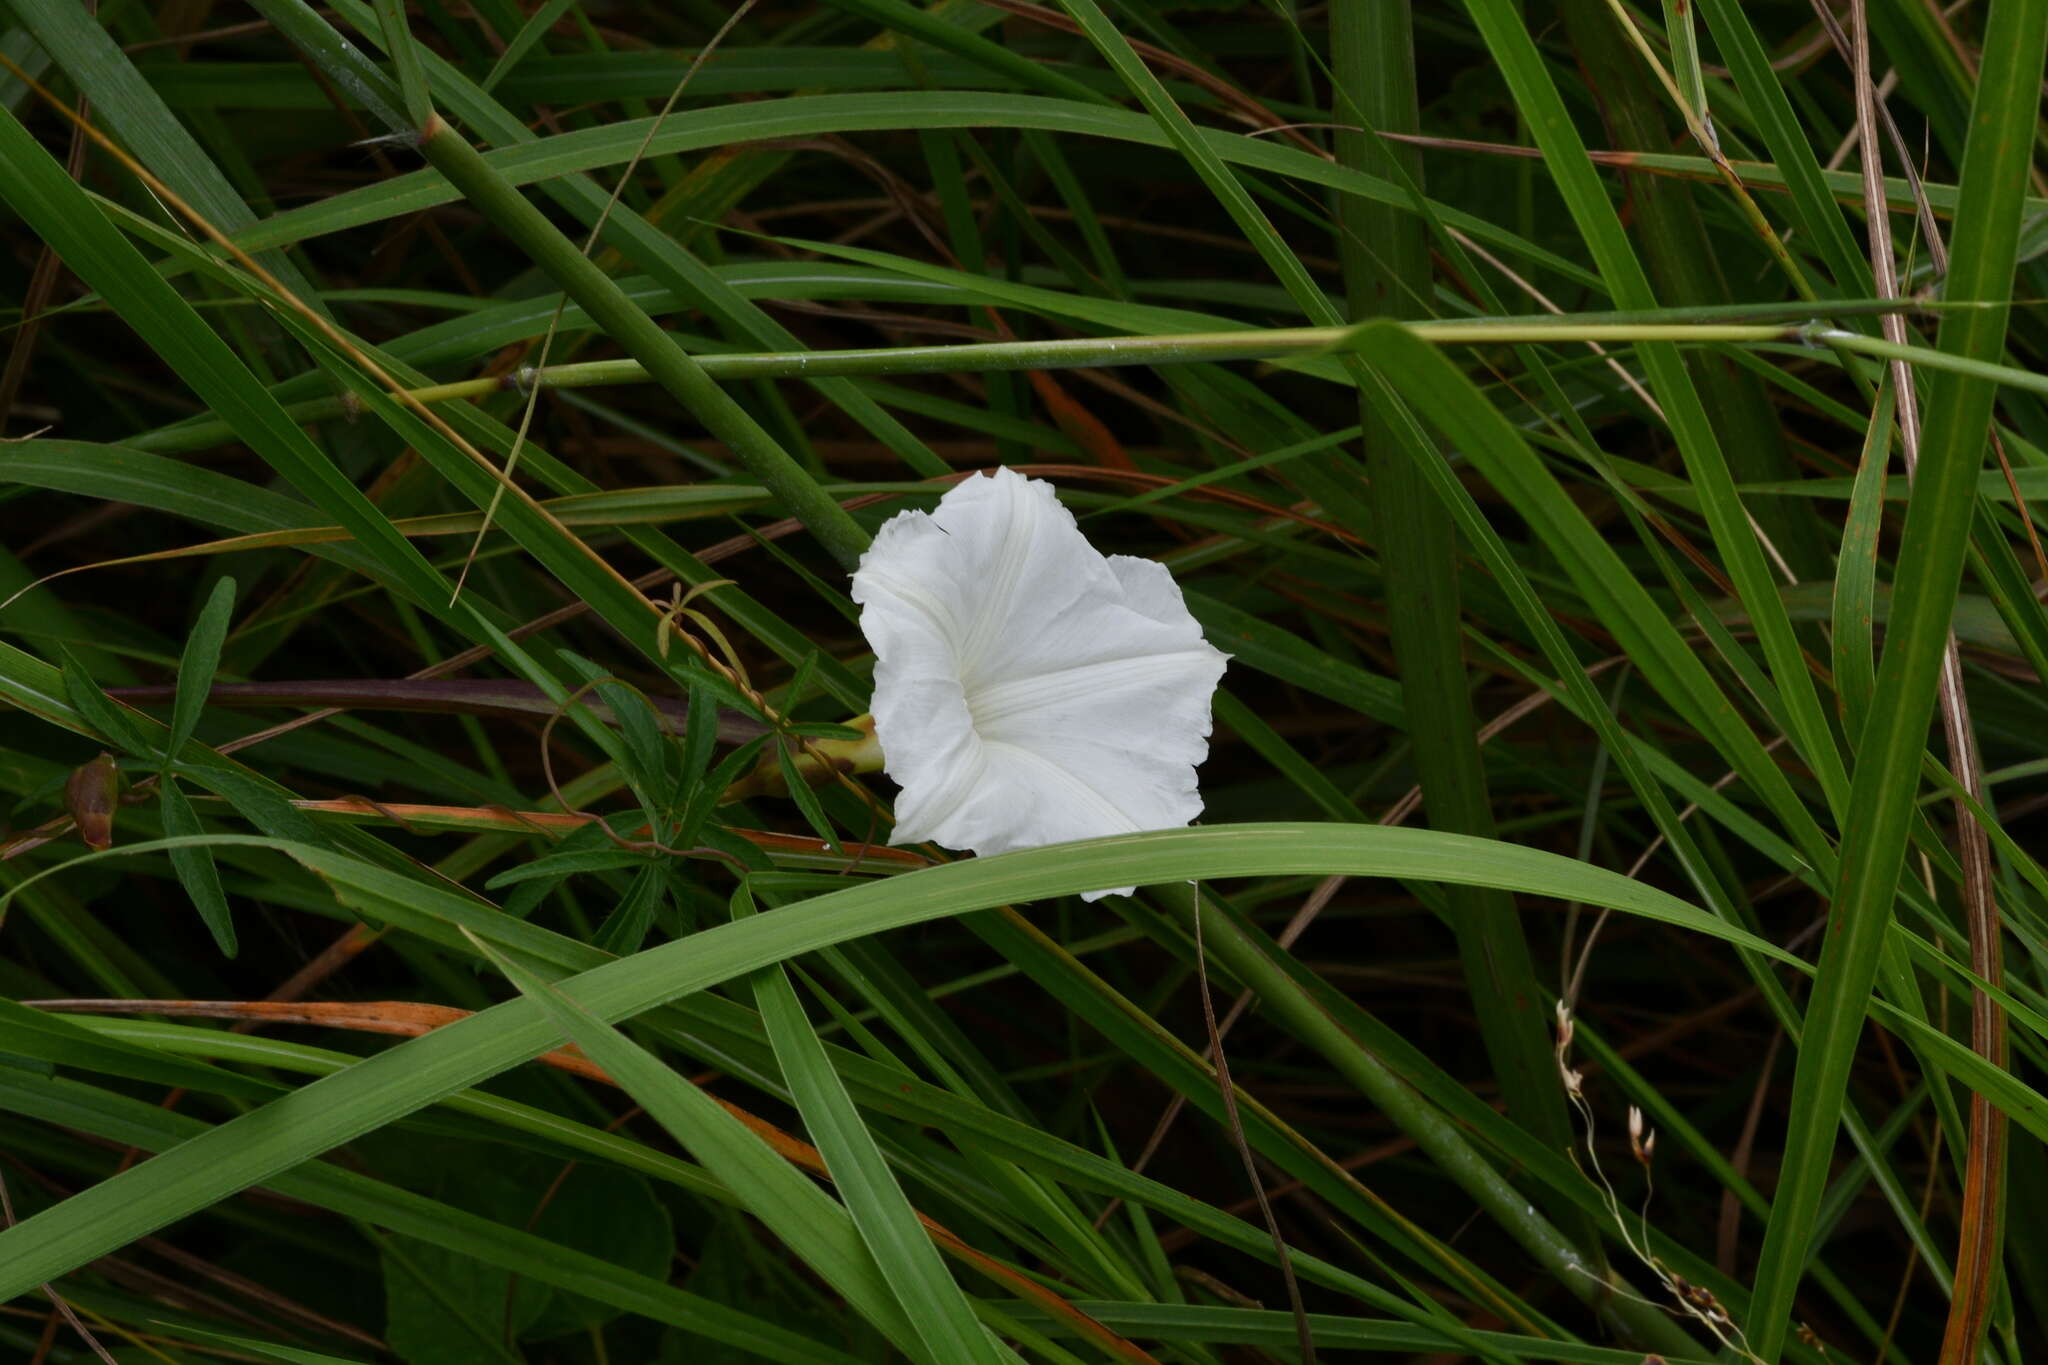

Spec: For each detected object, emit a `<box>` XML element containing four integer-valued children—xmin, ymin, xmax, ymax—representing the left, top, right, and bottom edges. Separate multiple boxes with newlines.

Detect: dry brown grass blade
<box><xmin>28</xmin><ymin>998</ymin><xmax>1162</xmax><ymax>1365</ymax></box>
<box><xmin>286</xmin><ymin>799</ymin><xmax>927</xmax><ymax>861</ymax></box>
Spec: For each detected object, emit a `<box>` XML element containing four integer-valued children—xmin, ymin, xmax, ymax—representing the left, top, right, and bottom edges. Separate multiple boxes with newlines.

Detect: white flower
<box><xmin>851</xmin><ymin>468</ymin><xmax>1228</xmax><ymax>898</ymax></box>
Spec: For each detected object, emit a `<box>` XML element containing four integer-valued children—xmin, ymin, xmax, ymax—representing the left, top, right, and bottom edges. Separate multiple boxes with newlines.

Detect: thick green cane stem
<box><xmin>414</xmin><ymin>115</ymin><xmax>874</xmax><ymax>572</ymax></box>
<box><xmin>1332</xmin><ymin>0</ymin><xmax>1590</xmax><ymax>1258</ymax></box>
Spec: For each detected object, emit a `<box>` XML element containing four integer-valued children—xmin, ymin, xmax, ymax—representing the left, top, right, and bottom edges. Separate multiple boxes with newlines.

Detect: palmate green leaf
<box><xmin>56</xmin><ymin>646</ymin><xmax>154</xmax><ymax>757</ymax></box>
<box><xmin>0</xmin><ymin>824</ymin><xmax>1793</xmax><ymax>1300</ymax></box>
<box><xmin>380</xmin><ymin>1228</ymin><xmax>532</xmax><ymax>1365</ymax></box>
<box><xmin>167</xmin><ymin>575</ymin><xmax>236</xmax><ymax>761</ymax></box>
<box><xmin>590</xmin><ymin>863</ymin><xmax>668</xmax><ymax>956</ymax></box>
<box><xmin>560</xmin><ymin>654</ymin><xmax>675</xmax><ymax>808</ymax></box>
<box><xmin>160</xmin><ymin>778</ymin><xmax>236</xmax><ymax>957</ymax></box>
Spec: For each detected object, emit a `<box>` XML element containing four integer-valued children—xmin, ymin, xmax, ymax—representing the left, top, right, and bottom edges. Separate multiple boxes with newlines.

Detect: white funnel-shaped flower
<box><xmin>851</xmin><ymin>468</ymin><xmax>1228</xmax><ymax>898</ymax></box>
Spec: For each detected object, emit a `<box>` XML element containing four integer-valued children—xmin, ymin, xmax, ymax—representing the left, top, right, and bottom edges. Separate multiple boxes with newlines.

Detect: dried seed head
<box><xmin>1671</xmin><ymin>1276</ymin><xmax>1731</xmax><ymax>1325</ymax></box>
<box><xmin>1627</xmin><ymin>1105</ymin><xmax>1655</xmax><ymax>1166</ymax></box>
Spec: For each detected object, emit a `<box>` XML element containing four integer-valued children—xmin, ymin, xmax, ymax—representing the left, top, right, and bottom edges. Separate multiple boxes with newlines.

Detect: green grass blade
<box><xmin>0</xmin><ymin>824</ymin><xmax>1793</xmax><ymax>1299</ymax></box>
<box><xmin>416</xmin><ymin>119</ymin><xmax>872</xmax><ymax>571</ymax></box>
<box><xmin>466</xmin><ymin>932</ymin><xmax>929</xmax><ymax>1356</ymax></box>
<box><xmin>0</xmin><ymin>1069</ymin><xmax>861</xmax><ymax>1365</ymax></box>
<box><xmin>1462</xmin><ymin>0</ymin><xmax>1849</xmax><ymax>834</ymax></box>
<box><xmin>7</xmin><ymin>0</ymin><xmax>329</xmax><ymax>311</ymax></box>
<box><xmin>1331</xmin><ymin>0</ymin><xmax>1582</xmax><ymax>1239</ymax></box>
<box><xmin>0</xmin><ymin>106</ymin><xmax>453</xmax><ymax>613</ymax></box>
<box><xmin>369</xmin><ymin>0</ymin><xmax>432</xmax><ymax>125</ymax></box>
<box><xmin>738</xmin><ymin>885</ymin><xmax>1015</xmax><ymax>1365</ymax></box>
<box><xmin>1745</xmin><ymin>0</ymin><xmax>2048</xmax><ymax>1355</ymax></box>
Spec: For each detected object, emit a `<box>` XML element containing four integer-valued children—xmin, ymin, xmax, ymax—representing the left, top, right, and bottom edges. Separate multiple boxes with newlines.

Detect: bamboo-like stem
<box><xmin>415</xmin><ymin>116</ymin><xmax>875</xmax><ymax>571</ymax></box>
<box><xmin>134</xmin><ymin>312</ymin><xmax>2045</xmax><ymax>458</ymax></box>
<box><xmin>1333</xmin><ymin>0</ymin><xmax>1598</xmax><ymax>1271</ymax></box>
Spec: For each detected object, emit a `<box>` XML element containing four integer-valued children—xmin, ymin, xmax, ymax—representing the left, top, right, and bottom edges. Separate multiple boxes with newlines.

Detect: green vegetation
<box><xmin>1</xmin><ymin>1</ymin><xmax>2045</xmax><ymax>1361</ymax></box>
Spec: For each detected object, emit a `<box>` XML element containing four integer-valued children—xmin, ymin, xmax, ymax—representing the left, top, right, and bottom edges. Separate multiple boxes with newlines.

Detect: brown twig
<box><xmin>1187</xmin><ymin>884</ymin><xmax>1315</xmax><ymax>1364</ymax></box>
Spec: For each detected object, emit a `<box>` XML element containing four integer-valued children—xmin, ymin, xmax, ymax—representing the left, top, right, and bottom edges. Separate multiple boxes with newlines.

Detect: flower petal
<box><xmin>851</xmin><ymin>468</ymin><xmax>1228</xmax><ymax>898</ymax></box>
